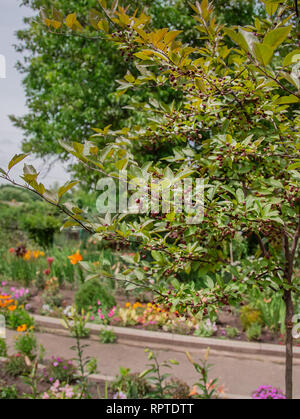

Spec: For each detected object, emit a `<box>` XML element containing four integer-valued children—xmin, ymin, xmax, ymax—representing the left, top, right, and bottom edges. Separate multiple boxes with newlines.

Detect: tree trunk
<box><xmin>284</xmin><ymin>289</ymin><xmax>294</xmax><ymax>399</ymax></box>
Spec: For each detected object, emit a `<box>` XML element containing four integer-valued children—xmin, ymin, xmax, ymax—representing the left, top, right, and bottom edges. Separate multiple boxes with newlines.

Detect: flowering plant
<box><xmin>43</xmin><ymin>357</ymin><xmax>77</xmax><ymax>384</ymax></box>
<box><xmin>252</xmin><ymin>385</ymin><xmax>286</xmax><ymax>399</ymax></box>
<box><xmin>0</xmin><ymin>283</ymin><xmax>30</xmax><ymax>304</ymax></box>
<box><xmin>42</xmin><ymin>380</ymin><xmax>81</xmax><ymax>399</ymax></box>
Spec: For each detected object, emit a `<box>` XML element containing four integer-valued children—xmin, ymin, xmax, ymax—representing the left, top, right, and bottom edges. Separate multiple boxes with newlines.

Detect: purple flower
<box><xmin>252</xmin><ymin>385</ymin><xmax>286</xmax><ymax>399</ymax></box>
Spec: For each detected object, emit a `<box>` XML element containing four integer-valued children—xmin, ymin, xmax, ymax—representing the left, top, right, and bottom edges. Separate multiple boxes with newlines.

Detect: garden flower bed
<box><xmin>0</xmin><ymin>280</ymin><xmax>298</xmax><ymax>349</ymax></box>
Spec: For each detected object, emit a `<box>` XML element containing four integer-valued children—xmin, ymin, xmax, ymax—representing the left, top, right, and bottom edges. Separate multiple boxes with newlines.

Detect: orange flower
<box><xmin>17</xmin><ymin>324</ymin><xmax>27</xmax><ymax>332</ymax></box>
<box><xmin>189</xmin><ymin>386</ymin><xmax>198</xmax><ymax>396</ymax></box>
<box><xmin>24</xmin><ymin>251</ymin><xmax>32</xmax><ymax>261</ymax></box>
<box><xmin>9</xmin><ymin>248</ymin><xmax>15</xmax><ymax>254</ymax></box>
<box><xmin>68</xmin><ymin>250</ymin><xmax>83</xmax><ymax>265</ymax></box>
<box><xmin>8</xmin><ymin>305</ymin><xmax>17</xmax><ymax>311</ymax></box>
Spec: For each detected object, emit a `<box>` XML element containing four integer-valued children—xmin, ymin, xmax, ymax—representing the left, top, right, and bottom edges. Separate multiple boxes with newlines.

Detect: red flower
<box><xmin>43</xmin><ymin>269</ymin><xmax>51</xmax><ymax>275</ymax></box>
<box><xmin>47</xmin><ymin>257</ymin><xmax>54</xmax><ymax>267</ymax></box>
<box><xmin>9</xmin><ymin>248</ymin><xmax>15</xmax><ymax>254</ymax></box>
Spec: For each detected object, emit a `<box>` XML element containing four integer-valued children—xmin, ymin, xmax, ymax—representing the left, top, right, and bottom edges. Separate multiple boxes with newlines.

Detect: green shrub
<box><xmin>75</xmin><ymin>279</ymin><xmax>116</xmax><ymax>313</ymax></box>
<box><xmin>225</xmin><ymin>326</ymin><xmax>239</xmax><ymax>339</ymax></box>
<box><xmin>246</xmin><ymin>323</ymin><xmax>262</xmax><ymax>341</ymax></box>
<box><xmin>0</xmin><ymin>339</ymin><xmax>7</xmax><ymax>357</ymax></box>
<box><xmin>5</xmin><ymin>354</ymin><xmax>31</xmax><ymax>377</ymax></box>
<box><xmin>99</xmin><ymin>328</ymin><xmax>117</xmax><ymax>344</ymax></box>
<box><xmin>111</xmin><ymin>367</ymin><xmax>151</xmax><ymax>399</ymax></box>
<box><xmin>43</xmin><ymin>291</ymin><xmax>63</xmax><ymax>308</ymax></box>
<box><xmin>0</xmin><ymin>384</ymin><xmax>19</xmax><ymax>399</ymax></box>
<box><xmin>15</xmin><ymin>331</ymin><xmax>37</xmax><ymax>360</ymax></box>
<box><xmin>20</xmin><ymin>212</ymin><xmax>61</xmax><ymax>248</ymax></box>
<box><xmin>6</xmin><ymin>309</ymin><xmax>35</xmax><ymax>330</ymax></box>
<box><xmin>240</xmin><ymin>305</ymin><xmax>263</xmax><ymax>331</ymax></box>
<box><xmin>44</xmin><ymin>357</ymin><xmax>77</xmax><ymax>384</ymax></box>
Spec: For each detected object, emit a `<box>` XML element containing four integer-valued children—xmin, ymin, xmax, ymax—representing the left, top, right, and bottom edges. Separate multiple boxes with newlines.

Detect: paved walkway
<box><xmin>5</xmin><ymin>329</ymin><xmax>300</xmax><ymax>398</ymax></box>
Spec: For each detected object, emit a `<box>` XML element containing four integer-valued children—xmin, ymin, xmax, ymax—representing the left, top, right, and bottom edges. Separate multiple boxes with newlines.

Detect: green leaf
<box><xmin>263</xmin><ymin>26</ymin><xmax>291</xmax><ymax>50</ymax></box>
<box><xmin>239</xmin><ymin>28</ymin><xmax>257</xmax><ymax>53</ymax></box>
<box><xmin>281</xmin><ymin>71</ymin><xmax>300</xmax><ymax>89</ymax></box>
<box><xmin>43</xmin><ymin>190</ymin><xmax>59</xmax><ymax>204</ymax></box>
<box><xmin>274</xmin><ymin>95</ymin><xmax>299</xmax><ymax>105</ymax></box>
<box><xmin>283</xmin><ymin>49</ymin><xmax>300</xmax><ymax>67</ymax></box>
<box><xmin>60</xmin><ymin>220</ymin><xmax>80</xmax><ymax>230</ymax></box>
<box><xmin>8</xmin><ymin>154</ymin><xmax>29</xmax><ymax>171</ymax></box>
<box><xmin>264</xmin><ymin>0</ymin><xmax>279</xmax><ymax>16</ymax></box>
<box><xmin>23</xmin><ymin>164</ymin><xmax>38</xmax><ymax>183</ymax></box>
<box><xmin>236</xmin><ymin>188</ymin><xmax>244</xmax><ymax>203</ymax></box>
<box><xmin>0</xmin><ymin>168</ymin><xmax>6</xmax><ymax>175</ymax></box>
<box><xmin>115</xmin><ymin>159</ymin><xmax>128</xmax><ymax>170</ymax></box>
<box><xmin>223</xmin><ymin>28</ymin><xmax>248</xmax><ymax>52</ymax></box>
<box><xmin>139</xmin><ymin>368</ymin><xmax>153</xmax><ymax>378</ymax></box>
<box><xmin>253</xmin><ymin>42</ymin><xmax>274</xmax><ymax>66</ymax></box>
<box><xmin>288</xmin><ymin>162</ymin><xmax>300</xmax><ymax>170</ymax></box>
<box><xmin>58</xmin><ymin>181</ymin><xmax>79</xmax><ymax>198</ymax></box>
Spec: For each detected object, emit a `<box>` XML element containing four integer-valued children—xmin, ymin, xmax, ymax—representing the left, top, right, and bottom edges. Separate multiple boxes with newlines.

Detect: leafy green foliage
<box><xmin>4</xmin><ymin>355</ymin><xmax>31</xmax><ymax>378</ymax></box>
<box><xmin>15</xmin><ymin>331</ymin><xmax>37</xmax><ymax>361</ymax></box>
<box><xmin>0</xmin><ymin>384</ymin><xmax>19</xmax><ymax>399</ymax></box>
<box><xmin>246</xmin><ymin>323</ymin><xmax>262</xmax><ymax>341</ymax></box>
<box><xmin>0</xmin><ymin>339</ymin><xmax>7</xmax><ymax>357</ymax></box>
<box><xmin>139</xmin><ymin>348</ymin><xmax>179</xmax><ymax>399</ymax></box>
<box><xmin>186</xmin><ymin>349</ymin><xmax>219</xmax><ymax>399</ymax></box>
<box><xmin>12</xmin><ymin>0</ymin><xmax>262</xmax><ymax>182</ymax></box>
<box><xmin>99</xmin><ymin>328</ymin><xmax>117</xmax><ymax>343</ymax></box>
<box><xmin>240</xmin><ymin>305</ymin><xmax>263</xmax><ymax>330</ymax></box>
<box><xmin>2</xmin><ymin>0</ymin><xmax>300</xmax><ymax>398</ymax></box>
<box><xmin>6</xmin><ymin>309</ymin><xmax>35</xmax><ymax>331</ymax></box>
<box><xmin>74</xmin><ymin>278</ymin><xmax>116</xmax><ymax>312</ymax></box>
<box><xmin>44</xmin><ymin>357</ymin><xmax>77</xmax><ymax>384</ymax></box>
<box><xmin>111</xmin><ymin>366</ymin><xmax>151</xmax><ymax>399</ymax></box>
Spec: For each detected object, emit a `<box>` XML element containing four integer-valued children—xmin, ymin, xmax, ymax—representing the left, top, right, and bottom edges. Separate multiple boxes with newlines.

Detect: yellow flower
<box><xmin>68</xmin><ymin>250</ymin><xmax>83</xmax><ymax>265</ymax></box>
<box><xmin>125</xmin><ymin>302</ymin><xmax>131</xmax><ymax>308</ymax></box>
<box><xmin>17</xmin><ymin>324</ymin><xmax>27</xmax><ymax>332</ymax></box>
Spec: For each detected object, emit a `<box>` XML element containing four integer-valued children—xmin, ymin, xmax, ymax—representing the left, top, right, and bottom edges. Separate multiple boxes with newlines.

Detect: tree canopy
<box><xmin>12</xmin><ymin>0</ymin><xmax>263</xmax><ymax>182</ymax></box>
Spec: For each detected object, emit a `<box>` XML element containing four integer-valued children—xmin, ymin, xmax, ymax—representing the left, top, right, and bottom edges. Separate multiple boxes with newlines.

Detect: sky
<box><xmin>0</xmin><ymin>0</ymin><xmax>70</xmax><ymax>187</ymax></box>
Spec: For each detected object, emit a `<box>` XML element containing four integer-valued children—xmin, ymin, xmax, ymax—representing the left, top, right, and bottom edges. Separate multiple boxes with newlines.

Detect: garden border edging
<box><xmin>32</xmin><ymin>314</ymin><xmax>300</xmax><ymax>359</ymax></box>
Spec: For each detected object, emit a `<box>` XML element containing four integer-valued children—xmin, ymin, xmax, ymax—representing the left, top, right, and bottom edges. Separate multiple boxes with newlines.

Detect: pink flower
<box><xmin>42</xmin><ymin>393</ymin><xmax>50</xmax><ymax>399</ymax></box>
<box><xmin>47</xmin><ymin>257</ymin><xmax>54</xmax><ymax>267</ymax></box>
<box><xmin>43</xmin><ymin>269</ymin><xmax>51</xmax><ymax>275</ymax></box>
